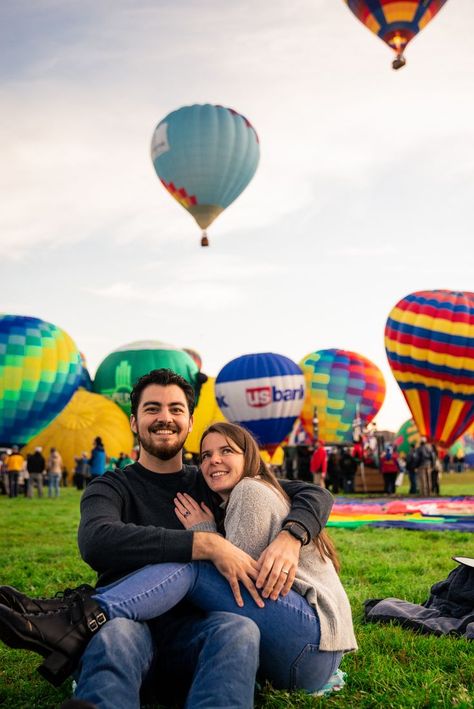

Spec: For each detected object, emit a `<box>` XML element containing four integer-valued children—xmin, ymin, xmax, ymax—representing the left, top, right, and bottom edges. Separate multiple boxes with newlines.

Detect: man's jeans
<box><xmin>74</xmin><ymin>612</ymin><xmax>259</xmax><ymax>709</ymax></box>
<box><xmin>95</xmin><ymin>561</ymin><xmax>342</xmax><ymax>693</ymax></box>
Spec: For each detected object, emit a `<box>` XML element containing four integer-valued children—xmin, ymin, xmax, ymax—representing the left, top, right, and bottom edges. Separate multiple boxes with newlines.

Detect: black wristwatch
<box><xmin>282</xmin><ymin>522</ymin><xmax>310</xmax><ymax>546</ymax></box>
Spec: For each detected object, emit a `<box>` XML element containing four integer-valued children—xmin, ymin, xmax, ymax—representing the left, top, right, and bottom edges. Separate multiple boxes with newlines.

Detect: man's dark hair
<box><xmin>130</xmin><ymin>369</ymin><xmax>196</xmax><ymax>417</ymax></box>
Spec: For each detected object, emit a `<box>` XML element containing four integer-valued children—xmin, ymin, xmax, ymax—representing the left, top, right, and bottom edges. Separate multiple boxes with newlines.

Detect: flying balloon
<box><xmin>215</xmin><ymin>353</ymin><xmax>305</xmax><ymax>453</ymax></box>
<box><xmin>343</xmin><ymin>0</ymin><xmax>449</xmax><ymax>69</ymax></box>
<box><xmin>22</xmin><ymin>390</ymin><xmax>134</xmax><ymax>477</ymax></box>
<box><xmin>385</xmin><ymin>290</ymin><xmax>474</xmax><ymax>448</ymax></box>
<box><xmin>93</xmin><ymin>341</ymin><xmax>199</xmax><ymax>417</ymax></box>
<box><xmin>151</xmin><ymin>104</ymin><xmax>260</xmax><ymax>246</ymax></box>
<box><xmin>299</xmin><ymin>349</ymin><xmax>386</xmax><ymax>444</ymax></box>
<box><xmin>0</xmin><ymin>314</ymin><xmax>82</xmax><ymax>446</ymax></box>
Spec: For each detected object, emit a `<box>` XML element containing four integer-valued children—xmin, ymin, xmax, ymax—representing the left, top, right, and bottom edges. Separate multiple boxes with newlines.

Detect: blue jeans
<box><xmin>74</xmin><ymin>611</ymin><xmax>259</xmax><ymax>709</ymax></box>
<box><xmin>94</xmin><ymin>561</ymin><xmax>342</xmax><ymax>693</ymax></box>
<box><xmin>48</xmin><ymin>474</ymin><xmax>60</xmax><ymax>497</ymax></box>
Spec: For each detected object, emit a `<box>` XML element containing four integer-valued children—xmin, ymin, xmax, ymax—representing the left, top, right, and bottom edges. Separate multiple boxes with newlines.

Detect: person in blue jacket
<box><xmin>89</xmin><ymin>437</ymin><xmax>106</xmax><ymax>478</ymax></box>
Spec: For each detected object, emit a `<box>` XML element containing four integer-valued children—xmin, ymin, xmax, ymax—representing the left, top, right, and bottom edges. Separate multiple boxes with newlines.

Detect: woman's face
<box><xmin>200</xmin><ymin>432</ymin><xmax>245</xmax><ymax>501</ymax></box>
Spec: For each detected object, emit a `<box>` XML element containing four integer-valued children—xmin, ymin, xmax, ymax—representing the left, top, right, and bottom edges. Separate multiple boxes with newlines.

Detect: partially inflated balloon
<box><xmin>93</xmin><ymin>341</ymin><xmax>199</xmax><ymax>417</ymax></box>
<box><xmin>22</xmin><ymin>390</ymin><xmax>134</xmax><ymax>476</ymax></box>
<box><xmin>385</xmin><ymin>290</ymin><xmax>474</xmax><ymax>448</ymax></box>
<box><xmin>394</xmin><ymin>419</ymin><xmax>421</xmax><ymax>456</ymax></box>
<box><xmin>183</xmin><ymin>348</ymin><xmax>203</xmax><ymax>372</ymax></box>
<box><xmin>215</xmin><ymin>353</ymin><xmax>305</xmax><ymax>453</ymax></box>
<box><xmin>343</xmin><ymin>1</ymin><xmax>449</xmax><ymax>69</ymax></box>
<box><xmin>151</xmin><ymin>104</ymin><xmax>260</xmax><ymax>246</ymax></box>
<box><xmin>299</xmin><ymin>349</ymin><xmax>386</xmax><ymax>444</ymax></box>
<box><xmin>449</xmin><ymin>425</ymin><xmax>474</xmax><ymax>466</ymax></box>
<box><xmin>0</xmin><ymin>314</ymin><xmax>82</xmax><ymax>446</ymax></box>
<box><xmin>185</xmin><ymin>377</ymin><xmax>226</xmax><ymax>455</ymax></box>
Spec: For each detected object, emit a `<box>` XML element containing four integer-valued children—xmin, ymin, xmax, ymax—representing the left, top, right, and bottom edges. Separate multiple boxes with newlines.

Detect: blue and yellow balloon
<box><xmin>151</xmin><ymin>104</ymin><xmax>260</xmax><ymax>246</ymax></box>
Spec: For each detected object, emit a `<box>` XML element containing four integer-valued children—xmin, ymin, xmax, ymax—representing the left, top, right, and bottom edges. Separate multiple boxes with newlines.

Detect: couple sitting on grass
<box><xmin>0</xmin><ymin>368</ymin><xmax>357</xmax><ymax>708</ymax></box>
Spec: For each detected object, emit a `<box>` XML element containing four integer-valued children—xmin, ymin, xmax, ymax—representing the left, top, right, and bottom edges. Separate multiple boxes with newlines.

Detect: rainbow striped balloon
<box><xmin>385</xmin><ymin>290</ymin><xmax>474</xmax><ymax>448</ymax></box>
<box><xmin>344</xmin><ymin>0</ymin><xmax>449</xmax><ymax>68</ymax></box>
<box><xmin>0</xmin><ymin>314</ymin><xmax>82</xmax><ymax>446</ymax></box>
<box><xmin>299</xmin><ymin>349</ymin><xmax>386</xmax><ymax>444</ymax></box>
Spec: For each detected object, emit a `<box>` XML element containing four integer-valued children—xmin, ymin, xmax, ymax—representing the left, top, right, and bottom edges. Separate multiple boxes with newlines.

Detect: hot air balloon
<box><xmin>215</xmin><ymin>353</ymin><xmax>305</xmax><ymax>454</ymax></box>
<box><xmin>93</xmin><ymin>341</ymin><xmax>199</xmax><ymax>417</ymax></box>
<box><xmin>385</xmin><ymin>290</ymin><xmax>474</xmax><ymax>448</ymax></box>
<box><xmin>299</xmin><ymin>349</ymin><xmax>386</xmax><ymax>444</ymax></box>
<box><xmin>449</xmin><ymin>425</ymin><xmax>474</xmax><ymax>468</ymax></box>
<box><xmin>0</xmin><ymin>314</ymin><xmax>82</xmax><ymax>446</ymax></box>
<box><xmin>185</xmin><ymin>377</ymin><xmax>227</xmax><ymax>455</ymax></box>
<box><xmin>394</xmin><ymin>418</ymin><xmax>421</xmax><ymax>456</ymax></box>
<box><xmin>151</xmin><ymin>104</ymin><xmax>260</xmax><ymax>246</ymax></box>
<box><xmin>22</xmin><ymin>390</ymin><xmax>134</xmax><ymax>478</ymax></box>
<box><xmin>343</xmin><ymin>0</ymin><xmax>449</xmax><ymax>69</ymax></box>
<box><xmin>183</xmin><ymin>347</ymin><xmax>203</xmax><ymax>372</ymax></box>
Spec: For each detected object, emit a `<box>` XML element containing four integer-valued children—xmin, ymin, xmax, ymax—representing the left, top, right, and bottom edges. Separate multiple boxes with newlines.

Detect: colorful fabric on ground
<box><xmin>328</xmin><ymin>497</ymin><xmax>474</xmax><ymax>532</ymax></box>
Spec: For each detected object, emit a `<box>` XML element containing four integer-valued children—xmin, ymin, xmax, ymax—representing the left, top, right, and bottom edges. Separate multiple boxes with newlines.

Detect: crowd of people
<box><xmin>0</xmin><ymin>437</ymin><xmax>134</xmax><ymax>498</ymax></box>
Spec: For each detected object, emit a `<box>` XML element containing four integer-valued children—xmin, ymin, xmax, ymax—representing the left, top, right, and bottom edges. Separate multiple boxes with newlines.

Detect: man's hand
<box><xmin>193</xmin><ymin>533</ymin><xmax>264</xmax><ymax>609</ymax></box>
<box><xmin>256</xmin><ymin>531</ymin><xmax>301</xmax><ymax>601</ymax></box>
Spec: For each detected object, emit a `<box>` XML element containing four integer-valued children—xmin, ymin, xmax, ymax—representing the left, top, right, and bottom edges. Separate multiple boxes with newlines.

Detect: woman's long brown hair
<box><xmin>200</xmin><ymin>422</ymin><xmax>340</xmax><ymax>573</ymax></box>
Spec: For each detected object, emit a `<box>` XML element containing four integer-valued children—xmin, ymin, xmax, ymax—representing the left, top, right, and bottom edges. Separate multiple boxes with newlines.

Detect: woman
<box><xmin>0</xmin><ymin>423</ymin><xmax>357</xmax><ymax>693</ymax></box>
<box><xmin>46</xmin><ymin>447</ymin><xmax>63</xmax><ymax>498</ymax></box>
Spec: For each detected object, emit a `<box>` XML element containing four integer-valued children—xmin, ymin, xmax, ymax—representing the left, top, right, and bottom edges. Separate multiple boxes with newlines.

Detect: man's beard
<box><xmin>137</xmin><ymin>429</ymin><xmax>185</xmax><ymax>462</ymax></box>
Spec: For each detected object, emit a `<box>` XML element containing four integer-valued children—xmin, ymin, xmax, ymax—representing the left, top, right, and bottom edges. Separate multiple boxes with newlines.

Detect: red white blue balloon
<box><xmin>215</xmin><ymin>353</ymin><xmax>305</xmax><ymax>452</ymax></box>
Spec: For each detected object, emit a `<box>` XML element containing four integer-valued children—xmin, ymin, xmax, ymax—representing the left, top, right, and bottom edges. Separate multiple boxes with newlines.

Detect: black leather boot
<box><xmin>0</xmin><ymin>584</ymin><xmax>95</xmax><ymax>615</ymax></box>
<box><xmin>0</xmin><ymin>587</ymin><xmax>107</xmax><ymax>686</ymax></box>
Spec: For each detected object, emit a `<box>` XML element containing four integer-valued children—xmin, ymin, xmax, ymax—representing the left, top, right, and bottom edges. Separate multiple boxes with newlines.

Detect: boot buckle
<box><xmin>88</xmin><ymin>613</ymin><xmax>107</xmax><ymax>632</ymax></box>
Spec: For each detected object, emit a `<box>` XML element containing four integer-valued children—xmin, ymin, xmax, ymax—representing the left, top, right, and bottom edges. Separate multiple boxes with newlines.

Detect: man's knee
<box><xmin>208</xmin><ymin>612</ymin><xmax>260</xmax><ymax>651</ymax></box>
<box><xmin>88</xmin><ymin>617</ymin><xmax>153</xmax><ymax>658</ymax></box>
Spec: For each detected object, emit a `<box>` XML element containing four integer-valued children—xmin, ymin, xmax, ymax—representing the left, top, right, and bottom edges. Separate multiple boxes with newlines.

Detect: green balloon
<box><xmin>93</xmin><ymin>341</ymin><xmax>199</xmax><ymax>416</ymax></box>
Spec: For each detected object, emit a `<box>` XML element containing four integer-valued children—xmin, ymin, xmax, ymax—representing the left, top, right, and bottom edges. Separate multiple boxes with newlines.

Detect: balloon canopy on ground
<box><xmin>151</xmin><ymin>104</ymin><xmax>260</xmax><ymax>246</ymax></box>
<box><xmin>21</xmin><ymin>389</ymin><xmax>134</xmax><ymax>475</ymax></box>
<box><xmin>93</xmin><ymin>341</ymin><xmax>199</xmax><ymax>417</ymax></box>
<box><xmin>185</xmin><ymin>377</ymin><xmax>226</xmax><ymax>455</ymax></box>
<box><xmin>385</xmin><ymin>289</ymin><xmax>474</xmax><ymax>448</ymax></box>
<box><xmin>0</xmin><ymin>314</ymin><xmax>82</xmax><ymax>446</ymax></box>
<box><xmin>299</xmin><ymin>349</ymin><xmax>386</xmax><ymax>444</ymax></box>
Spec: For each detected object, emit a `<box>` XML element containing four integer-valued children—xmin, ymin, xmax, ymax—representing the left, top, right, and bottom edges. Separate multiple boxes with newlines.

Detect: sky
<box><xmin>1</xmin><ymin>0</ymin><xmax>473</xmax><ymax>433</ymax></box>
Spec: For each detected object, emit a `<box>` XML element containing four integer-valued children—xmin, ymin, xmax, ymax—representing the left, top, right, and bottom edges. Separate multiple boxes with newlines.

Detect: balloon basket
<box><xmin>201</xmin><ymin>232</ymin><xmax>209</xmax><ymax>247</ymax></box>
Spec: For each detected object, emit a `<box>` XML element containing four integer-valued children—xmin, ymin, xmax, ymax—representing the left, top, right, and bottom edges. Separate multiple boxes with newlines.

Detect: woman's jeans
<box><xmin>95</xmin><ymin>561</ymin><xmax>342</xmax><ymax>692</ymax></box>
<box><xmin>47</xmin><ymin>474</ymin><xmax>60</xmax><ymax>497</ymax></box>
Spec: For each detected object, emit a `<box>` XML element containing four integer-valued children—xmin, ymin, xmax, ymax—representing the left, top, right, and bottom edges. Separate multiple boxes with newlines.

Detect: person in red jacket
<box><xmin>380</xmin><ymin>445</ymin><xmax>399</xmax><ymax>495</ymax></box>
<box><xmin>310</xmin><ymin>440</ymin><xmax>327</xmax><ymax>488</ymax></box>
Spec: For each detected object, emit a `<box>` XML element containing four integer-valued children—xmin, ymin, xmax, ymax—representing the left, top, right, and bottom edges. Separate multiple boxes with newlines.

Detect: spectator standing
<box><xmin>89</xmin><ymin>437</ymin><xmax>106</xmax><ymax>478</ymax></box>
<box><xmin>380</xmin><ymin>445</ymin><xmax>399</xmax><ymax>495</ymax></box>
<box><xmin>46</xmin><ymin>447</ymin><xmax>63</xmax><ymax>498</ymax></box>
<box><xmin>295</xmin><ymin>445</ymin><xmax>312</xmax><ymax>482</ymax></box>
<box><xmin>5</xmin><ymin>446</ymin><xmax>25</xmax><ymax>498</ymax></box>
<box><xmin>117</xmin><ymin>451</ymin><xmax>134</xmax><ymax>470</ymax></box>
<box><xmin>405</xmin><ymin>443</ymin><xmax>418</xmax><ymax>495</ymax></box>
<box><xmin>73</xmin><ymin>453</ymin><xmax>91</xmax><ymax>490</ymax></box>
<box><xmin>431</xmin><ymin>445</ymin><xmax>441</xmax><ymax>495</ymax></box>
<box><xmin>326</xmin><ymin>448</ymin><xmax>342</xmax><ymax>494</ymax></box>
<box><xmin>415</xmin><ymin>438</ymin><xmax>435</xmax><ymax>496</ymax></box>
<box><xmin>340</xmin><ymin>447</ymin><xmax>357</xmax><ymax>493</ymax></box>
<box><xmin>0</xmin><ymin>452</ymin><xmax>10</xmax><ymax>495</ymax></box>
<box><xmin>27</xmin><ymin>447</ymin><xmax>46</xmax><ymax>498</ymax></box>
<box><xmin>310</xmin><ymin>440</ymin><xmax>327</xmax><ymax>487</ymax></box>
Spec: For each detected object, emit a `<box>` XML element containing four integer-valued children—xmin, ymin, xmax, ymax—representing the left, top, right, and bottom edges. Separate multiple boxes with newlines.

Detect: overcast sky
<box><xmin>1</xmin><ymin>0</ymin><xmax>473</xmax><ymax>432</ymax></box>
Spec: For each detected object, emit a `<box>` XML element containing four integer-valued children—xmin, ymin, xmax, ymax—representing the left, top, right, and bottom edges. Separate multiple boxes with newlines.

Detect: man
<box><xmin>1</xmin><ymin>369</ymin><xmax>333</xmax><ymax>708</ymax></box>
<box><xmin>5</xmin><ymin>445</ymin><xmax>25</xmax><ymax>498</ymax></box>
<box><xmin>415</xmin><ymin>438</ymin><xmax>435</xmax><ymax>497</ymax></box>
<box><xmin>310</xmin><ymin>440</ymin><xmax>327</xmax><ymax>487</ymax></box>
<box><xmin>26</xmin><ymin>447</ymin><xmax>46</xmax><ymax>498</ymax></box>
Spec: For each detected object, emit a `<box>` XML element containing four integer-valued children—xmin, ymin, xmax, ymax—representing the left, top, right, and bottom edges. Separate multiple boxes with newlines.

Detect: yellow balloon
<box><xmin>260</xmin><ymin>446</ymin><xmax>284</xmax><ymax>466</ymax></box>
<box><xmin>22</xmin><ymin>389</ymin><xmax>134</xmax><ymax>479</ymax></box>
<box><xmin>185</xmin><ymin>377</ymin><xmax>226</xmax><ymax>454</ymax></box>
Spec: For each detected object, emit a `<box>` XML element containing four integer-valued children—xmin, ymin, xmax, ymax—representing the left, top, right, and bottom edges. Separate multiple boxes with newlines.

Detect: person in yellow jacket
<box><xmin>5</xmin><ymin>446</ymin><xmax>25</xmax><ymax>498</ymax></box>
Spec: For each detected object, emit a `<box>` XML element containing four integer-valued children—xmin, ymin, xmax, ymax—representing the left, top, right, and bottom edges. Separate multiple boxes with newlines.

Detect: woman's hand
<box><xmin>174</xmin><ymin>492</ymin><xmax>215</xmax><ymax>529</ymax></box>
<box><xmin>255</xmin><ymin>531</ymin><xmax>301</xmax><ymax>600</ymax></box>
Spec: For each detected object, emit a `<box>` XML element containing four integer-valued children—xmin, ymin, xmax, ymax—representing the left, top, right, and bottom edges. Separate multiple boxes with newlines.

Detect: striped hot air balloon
<box><xmin>299</xmin><ymin>349</ymin><xmax>386</xmax><ymax>444</ymax></box>
<box><xmin>343</xmin><ymin>0</ymin><xmax>449</xmax><ymax>69</ymax></box>
<box><xmin>215</xmin><ymin>353</ymin><xmax>305</xmax><ymax>454</ymax></box>
<box><xmin>151</xmin><ymin>104</ymin><xmax>260</xmax><ymax>246</ymax></box>
<box><xmin>385</xmin><ymin>290</ymin><xmax>474</xmax><ymax>448</ymax></box>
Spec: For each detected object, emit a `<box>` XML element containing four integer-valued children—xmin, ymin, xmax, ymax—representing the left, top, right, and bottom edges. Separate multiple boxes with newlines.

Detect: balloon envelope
<box><xmin>185</xmin><ymin>377</ymin><xmax>226</xmax><ymax>455</ymax></box>
<box><xmin>151</xmin><ymin>104</ymin><xmax>260</xmax><ymax>240</ymax></box>
<box><xmin>93</xmin><ymin>341</ymin><xmax>199</xmax><ymax>417</ymax></box>
<box><xmin>385</xmin><ymin>290</ymin><xmax>474</xmax><ymax>448</ymax></box>
<box><xmin>22</xmin><ymin>390</ymin><xmax>134</xmax><ymax>476</ymax></box>
<box><xmin>344</xmin><ymin>1</ymin><xmax>448</xmax><ymax>64</ymax></box>
<box><xmin>215</xmin><ymin>353</ymin><xmax>305</xmax><ymax>453</ymax></box>
<box><xmin>299</xmin><ymin>349</ymin><xmax>386</xmax><ymax>444</ymax></box>
<box><xmin>0</xmin><ymin>314</ymin><xmax>82</xmax><ymax>446</ymax></box>
<box><xmin>394</xmin><ymin>419</ymin><xmax>421</xmax><ymax>456</ymax></box>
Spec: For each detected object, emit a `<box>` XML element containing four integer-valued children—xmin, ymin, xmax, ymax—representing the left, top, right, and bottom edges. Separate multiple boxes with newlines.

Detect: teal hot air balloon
<box><xmin>0</xmin><ymin>314</ymin><xmax>82</xmax><ymax>446</ymax></box>
<box><xmin>151</xmin><ymin>104</ymin><xmax>260</xmax><ymax>246</ymax></box>
<box><xmin>93</xmin><ymin>341</ymin><xmax>200</xmax><ymax>417</ymax></box>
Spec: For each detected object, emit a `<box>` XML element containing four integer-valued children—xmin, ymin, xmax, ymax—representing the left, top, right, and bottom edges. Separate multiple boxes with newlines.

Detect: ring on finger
<box><xmin>281</xmin><ymin>568</ymin><xmax>290</xmax><ymax>574</ymax></box>
<box><xmin>183</xmin><ymin>510</ymin><xmax>190</xmax><ymax>517</ymax></box>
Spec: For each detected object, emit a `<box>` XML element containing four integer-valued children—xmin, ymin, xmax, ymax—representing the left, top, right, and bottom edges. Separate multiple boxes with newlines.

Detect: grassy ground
<box><xmin>0</xmin><ymin>475</ymin><xmax>473</xmax><ymax>708</ymax></box>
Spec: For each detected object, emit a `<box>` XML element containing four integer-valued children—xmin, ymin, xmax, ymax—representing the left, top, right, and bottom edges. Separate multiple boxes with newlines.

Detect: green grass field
<box><xmin>0</xmin><ymin>474</ymin><xmax>473</xmax><ymax>709</ymax></box>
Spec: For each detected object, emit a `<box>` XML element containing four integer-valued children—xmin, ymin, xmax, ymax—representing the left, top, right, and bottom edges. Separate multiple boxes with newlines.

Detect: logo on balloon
<box><xmin>246</xmin><ymin>385</ymin><xmax>305</xmax><ymax>408</ymax></box>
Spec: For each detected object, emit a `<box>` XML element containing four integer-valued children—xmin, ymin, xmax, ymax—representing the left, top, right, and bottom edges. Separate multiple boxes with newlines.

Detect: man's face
<box><xmin>130</xmin><ymin>384</ymin><xmax>193</xmax><ymax>461</ymax></box>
